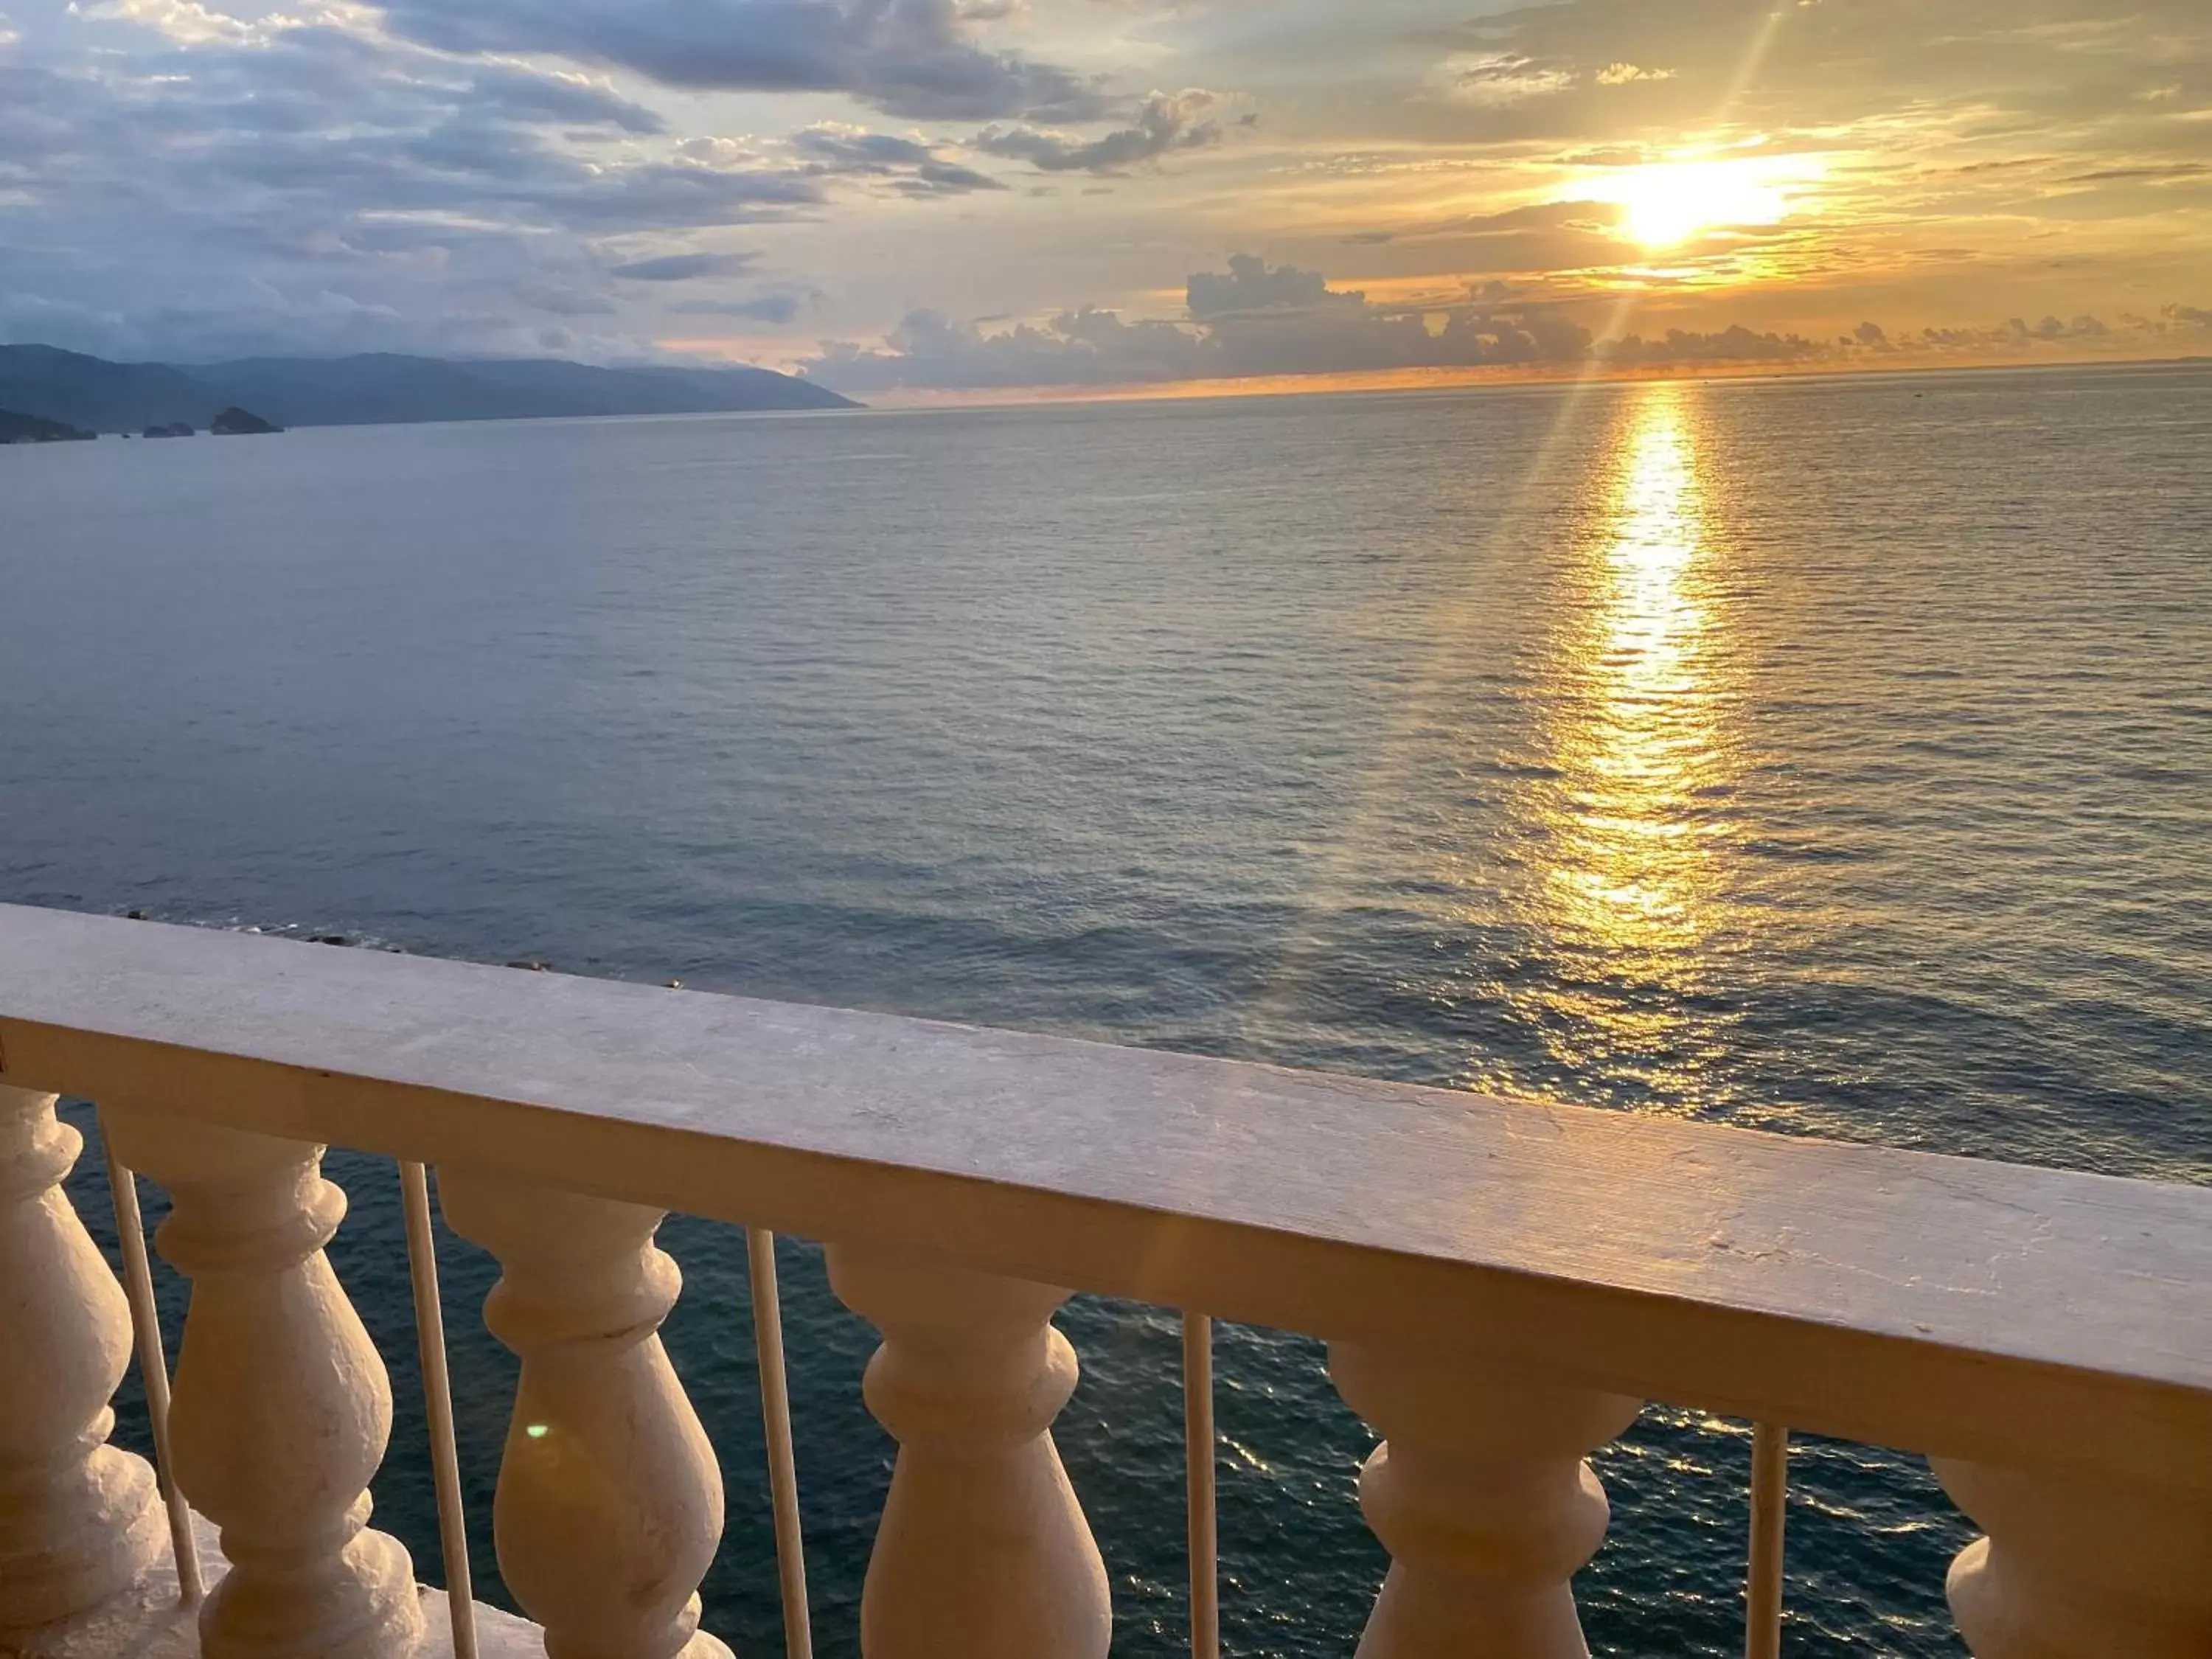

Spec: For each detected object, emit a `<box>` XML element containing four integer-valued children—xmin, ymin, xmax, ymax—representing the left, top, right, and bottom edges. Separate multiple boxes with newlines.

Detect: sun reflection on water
<box><xmin>1521</xmin><ymin>381</ymin><xmax>1746</xmax><ymax>1107</ymax></box>
<box><xmin>1556</xmin><ymin>386</ymin><xmax>1722</xmax><ymax>936</ymax></box>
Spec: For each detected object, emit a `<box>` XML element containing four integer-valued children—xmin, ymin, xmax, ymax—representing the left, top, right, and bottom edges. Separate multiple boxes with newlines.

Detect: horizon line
<box><xmin>827</xmin><ymin>347</ymin><xmax>2212</xmax><ymax>411</ymax></box>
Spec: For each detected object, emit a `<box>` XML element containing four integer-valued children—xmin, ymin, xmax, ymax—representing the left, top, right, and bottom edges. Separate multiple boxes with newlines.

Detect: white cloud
<box><xmin>81</xmin><ymin>0</ymin><xmax>268</xmax><ymax>45</ymax></box>
<box><xmin>1594</xmin><ymin>61</ymin><xmax>1671</xmax><ymax>86</ymax></box>
<box><xmin>1442</xmin><ymin>52</ymin><xmax>1573</xmax><ymax>105</ymax></box>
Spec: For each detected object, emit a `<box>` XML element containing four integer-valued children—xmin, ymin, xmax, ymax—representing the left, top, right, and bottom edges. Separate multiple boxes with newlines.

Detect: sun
<box><xmin>1598</xmin><ymin>157</ymin><xmax>1808</xmax><ymax>251</ymax></box>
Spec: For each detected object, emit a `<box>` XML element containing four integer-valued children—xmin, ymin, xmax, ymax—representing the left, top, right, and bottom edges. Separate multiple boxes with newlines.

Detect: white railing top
<box><xmin>1</xmin><ymin>901</ymin><xmax>2206</xmax><ymax>1480</ymax></box>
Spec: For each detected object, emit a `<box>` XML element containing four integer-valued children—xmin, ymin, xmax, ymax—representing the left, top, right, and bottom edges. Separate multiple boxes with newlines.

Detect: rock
<box><xmin>211</xmin><ymin>405</ymin><xmax>283</xmax><ymax>436</ymax></box>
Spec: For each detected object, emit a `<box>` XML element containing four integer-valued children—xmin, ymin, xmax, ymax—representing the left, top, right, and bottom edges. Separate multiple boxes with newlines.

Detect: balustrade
<box><xmin>1329</xmin><ymin>1340</ymin><xmax>1641</xmax><ymax>1659</ymax></box>
<box><xmin>1</xmin><ymin>904</ymin><xmax>2206</xmax><ymax>1659</ymax></box>
<box><xmin>1933</xmin><ymin>1455</ymin><xmax>2212</xmax><ymax>1658</ymax></box>
<box><xmin>0</xmin><ymin>1087</ymin><xmax>166</xmax><ymax>1641</ymax></box>
<box><xmin>436</xmin><ymin>1169</ymin><xmax>729</xmax><ymax>1659</ymax></box>
<box><xmin>827</xmin><ymin>1246</ymin><xmax>1111</xmax><ymax>1659</ymax></box>
<box><xmin>97</xmin><ymin>1107</ymin><xmax>422</xmax><ymax>1659</ymax></box>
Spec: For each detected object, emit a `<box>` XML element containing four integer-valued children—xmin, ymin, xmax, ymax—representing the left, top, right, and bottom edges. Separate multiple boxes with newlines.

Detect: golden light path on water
<box><xmin>1515</xmin><ymin>382</ymin><xmax>1748</xmax><ymax>1110</ymax></box>
<box><xmin>1211</xmin><ymin>375</ymin><xmax>1770</xmax><ymax>1122</ymax></box>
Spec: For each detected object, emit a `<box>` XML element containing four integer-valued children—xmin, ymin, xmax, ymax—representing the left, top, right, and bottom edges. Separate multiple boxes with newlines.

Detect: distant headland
<box><xmin>0</xmin><ymin>344</ymin><xmax>858</xmax><ymax>439</ymax></box>
<box><xmin>0</xmin><ymin>407</ymin><xmax>96</xmax><ymax>444</ymax></box>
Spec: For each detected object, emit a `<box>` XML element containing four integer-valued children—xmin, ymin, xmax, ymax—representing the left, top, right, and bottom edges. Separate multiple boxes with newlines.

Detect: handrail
<box><xmin>1</xmin><ymin>901</ymin><xmax>2207</xmax><ymax>1485</ymax></box>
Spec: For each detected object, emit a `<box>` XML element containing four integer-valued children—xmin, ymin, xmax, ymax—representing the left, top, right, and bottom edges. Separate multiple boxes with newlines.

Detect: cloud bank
<box><xmin>806</xmin><ymin>257</ymin><xmax>2212</xmax><ymax>392</ymax></box>
<box><xmin>0</xmin><ymin>5</ymin><xmax>1033</xmax><ymax>358</ymax></box>
<box><xmin>368</xmin><ymin>0</ymin><xmax>1109</xmax><ymax>120</ymax></box>
<box><xmin>807</xmin><ymin>255</ymin><xmax>1599</xmax><ymax>389</ymax></box>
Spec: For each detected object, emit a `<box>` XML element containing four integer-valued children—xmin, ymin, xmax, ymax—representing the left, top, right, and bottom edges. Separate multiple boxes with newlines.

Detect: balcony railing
<box><xmin>1</xmin><ymin>900</ymin><xmax>2207</xmax><ymax>1658</ymax></box>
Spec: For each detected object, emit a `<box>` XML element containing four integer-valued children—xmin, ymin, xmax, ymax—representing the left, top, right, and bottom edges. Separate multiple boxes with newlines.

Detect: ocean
<box><xmin>6</xmin><ymin>362</ymin><xmax>2209</xmax><ymax>1656</ymax></box>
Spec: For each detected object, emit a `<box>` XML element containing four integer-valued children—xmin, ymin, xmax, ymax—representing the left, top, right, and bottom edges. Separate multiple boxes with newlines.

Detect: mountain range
<box><xmin>0</xmin><ymin>344</ymin><xmax>857</xmax><ymax>433</ymax></box>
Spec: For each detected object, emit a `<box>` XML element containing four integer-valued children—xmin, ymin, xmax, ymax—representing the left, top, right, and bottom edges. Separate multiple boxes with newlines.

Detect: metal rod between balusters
<box><xmin>1745</xmin><ymin>1421</ymin><xmax>1790</xmax><ymax>1659</ymax></box>
<box><xmin>748</xmin><ymin>1227</ymin><xmax>814</xmax><ymax>1659</ymax></box>
<box><xmin>400</xmin><ymin>1161</ymin><xmax>478</xmax><ymax>1659</ymax></box>
<box><xmin>98</xmin><ymin>1119</ymin><xmax>204</xmax><ymax>1606</ymax></box>
<box><xmin>1184</xmin><ymin>1312</ymin><xmax>1220</xmax><ymax>1659</ymax></box>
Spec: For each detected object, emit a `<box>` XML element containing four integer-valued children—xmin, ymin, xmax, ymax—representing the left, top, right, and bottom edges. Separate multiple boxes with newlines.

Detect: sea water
<box><xmin>6</xmin><ymin>363</ymin><xmax>2208</xmax><ymax>1656</ymax></box>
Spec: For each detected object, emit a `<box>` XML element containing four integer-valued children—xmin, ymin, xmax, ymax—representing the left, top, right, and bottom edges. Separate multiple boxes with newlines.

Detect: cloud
<box><xmin>804</xmin><ymin>252</ymin><xmax>2212</xmax><ymax>392</ymax></box>
<box><xmin>792</xmin><ymin>126</ymin><xmax>939</xmax><ymax>168</ymax></box>
<box><xmin>1593</xmin><ymin>62</ymin><xmax>1670</xmax><ymax>86</ymax></box>
<box><xmin>1416</xmin><ymin>0</ymin><xmax>2212</xmax><ymax>147</ymax></box>
<box><xmin>4</xmin><ymin>23</ymin><xmax>831</xmax><ymax>230</ymax></box>
<box><xmin>366</xmin><ymin>0</ymin><xmax>1110</xmax><ymax>121</ymax></box>
<box><xmin>1444</xmin><ymin>52</ymin><xmax>1573</xmax><ymax>105</ymax></box>
<box><xmin>0</xmin><ymin>11</ymin><xmax>1015</xmax><ymax>359</ymax></box>
<box><xmin>789</xmin><ymin>122</ymin><xmax>1006</xmax><ymax>194</ymax></box>
<box><xmin>82</xmin><ymin>0</ymin><xmax>260</xmax><ymax>46</ymax></box>
<box><xmin>1335</xmin><ymin>199</ymin><xmax>1624</xmax><ymax>273</ymax></box>
<box><xmin>807</xmin><ymin>305</ymin><xmax>1210</xmax><ymax>389</ymax></box>
<box><xmin>1596</xmin><ymin>324</ymin><xmax>1826</xmax><ymax>366</ymax></box>
<box><xmin>1186</xmin><ymin>251</ymin><xmax>1361</xmax><ymax>319</ymax></box>
<box><xmin>668</xmin><ymin>291</ymin><xmax>816</xmax><ymax>324</ymax></box>
<box><xmin>2062</xmin><ymin>164</ymin><xmax>2211</xmax><ymax>184</ymax></box>
<box><xmin>467</xmin><ymin>62</ymin><xmax>667</xmax><ymax>135</ymax></box>
<box><xmin>1908</xmin><ymin>313</ymin><xmax>2157</xmax><ymax>349</ymax></box>
<box><xmin>806</xmin><ymin>254</ymin><xmax>1595</xmax><ymax>389</ymax></box>
<box><xmin>972</xmin><ymin>88</ymin><xmax>1224</xmax><ymax>173</ymax></box>
<box><xmin>610</xmin><ymin>251</ymin><xmax>761</xmax><ymax>281</ymax></box>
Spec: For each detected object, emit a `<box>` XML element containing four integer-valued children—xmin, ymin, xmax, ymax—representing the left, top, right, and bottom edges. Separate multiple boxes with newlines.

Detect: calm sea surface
<box><xmin>6</xmin><ymin>364</ymin><xmax>2210</xmax><ymax>1657</ymax></box>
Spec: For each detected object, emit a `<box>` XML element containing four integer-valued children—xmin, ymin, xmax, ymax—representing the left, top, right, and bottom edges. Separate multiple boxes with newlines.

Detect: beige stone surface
<box><xmin>2</xmin><ymin>1514</ymin><xmax>544</xmax><ymax>1659</ymax></box>
<box><xmin>438</xmin><ymin>1170</ymin><xmax>731</xmax><ymax>1659</ymax></box>
<box><xmin>1</xmin><ymin>902</ymin><xmax>2206</xmax><ymax>1481</ymax></box>
<box><xmin>830</xmin><ymin>1247</ymin><xmax>1110</xmax><ymax>1659</ymax></box>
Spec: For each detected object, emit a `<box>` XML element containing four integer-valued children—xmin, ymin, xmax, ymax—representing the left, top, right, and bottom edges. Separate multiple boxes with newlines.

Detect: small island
<box><xmin>143</xmin><ymin>422</ymin><xmax>195</xmax><ymax>438</ymax></box>
<box><xmin>1</xmin><ymin>407</ymin><xmax>96</xmax><ymax>444</ymax></box>
<box><xmin>212</xmin><ymin>405</ymin><xmax>283</xmax><ymax>435</ymax></box>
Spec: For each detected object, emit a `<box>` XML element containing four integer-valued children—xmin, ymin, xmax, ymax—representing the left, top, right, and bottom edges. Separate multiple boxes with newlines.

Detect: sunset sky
<box><xmin>3</xmin><ymin>0</ymin><xmax>2208</xmax><ymax>394</ymax></box>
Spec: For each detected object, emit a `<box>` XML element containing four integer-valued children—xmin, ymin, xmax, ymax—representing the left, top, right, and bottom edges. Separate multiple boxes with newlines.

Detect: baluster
<box><xmin>827</xmin><ymin>1245</ymin><xmax>1111</xmax><ymax>1659</ymax></box>
<box><xmin>1328</xmin><ymin>1341</ymin><xmax>1641</xmax><ymax>1658</ymax></box>
<box><xmin>0</xmin><ymin>1086</ymin><xmax>166</xmax><ymax>1635</ymax></box>
<box><xmin>435</xmin><ymin>1169</ymin><xmax>729</xmax><ymax>1659</ymax></box>
<box><xmin>1932</xmin><ymin>1455</ymin><xmax>2212</xmax><ymax>1657</ymax></box>
<box><xmin>100</xmin><ymin>1107</ymin><xmax>422</xmax><ymax>1659</ymax></box>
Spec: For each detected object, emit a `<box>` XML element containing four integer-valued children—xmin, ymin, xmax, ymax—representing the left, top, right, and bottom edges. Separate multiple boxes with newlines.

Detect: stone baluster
<box><xmin>0</xmin><ymin>1086</ymin><xmax>166</xmax><ymax>1637</ymax></box>
<box><xmin>435</xmin><ymin>1169</ymin><xmax>728</xmax><ymax>1659</ymax></box>
<box><xmin>1328</xmin><ymin>1341</ymin><xmax>1642</xmax><ymax>1658</ymax></box>
<box><xmin>826</xmin><ymin>1245</ymin><xmax>1110</xmax><ymax>1659</ymax></box>
<box><xmin>100</xmin><ymin>1106</ymin><xmax>422</xmax><ymax>1659</ymax></box>
<box><xmin>1932</xmin><ymin>1455</ymin><xmax>2212</xmax><ymax>1656</ymax></box>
